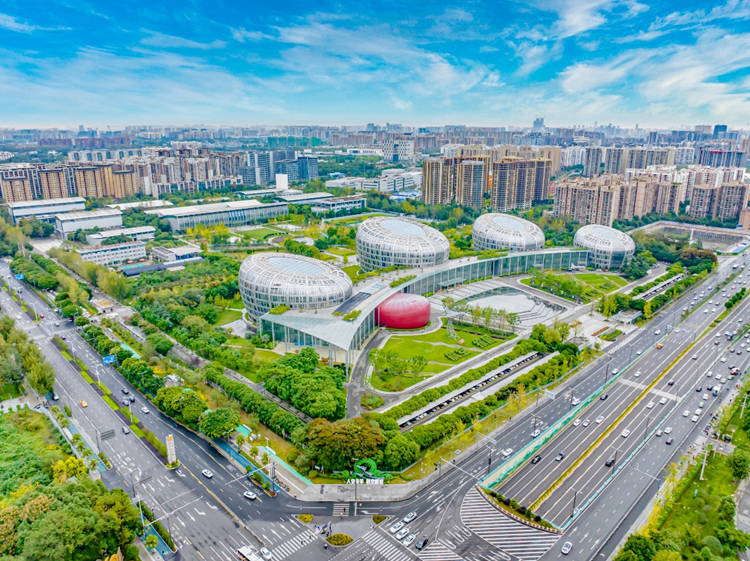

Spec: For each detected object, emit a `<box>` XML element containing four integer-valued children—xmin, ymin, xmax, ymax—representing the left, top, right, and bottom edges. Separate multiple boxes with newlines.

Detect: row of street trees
<box><xmin>442</xmin><ymin>296</ymin><xmax>520</xmax><ymax>333</ymax></box>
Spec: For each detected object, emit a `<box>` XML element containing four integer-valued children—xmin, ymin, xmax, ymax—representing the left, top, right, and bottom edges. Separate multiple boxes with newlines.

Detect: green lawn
<box><xmin>244</xmin><ymin>227</ymin><xmax>283</xmax><ymax>241</ymax></box>
<box><xmin>215</xmin><ymin>308</ymin><xmax>242</xmax><ymax>325</ymax></box>
<box><xmin>0</xmin><ymin>382</ymin><xmax>23</xmax><ymax>401</ymax></box>
<box><xmin>574</xmin><ymin>273</ymin><xmax>628</xmax><ymax>291</ymax></box>
<box><xmin>326</xmin><ymin>246</ymin><xmax>356</xmax><ymax>257</ymax></box>
<box><xmin>381</xmin><ymin>335</ymin><xmax>477</xmax><ymax>364</ymax></box>
<box><xmin>342</xmin><ymin>265</ymin><xmax>361</xmax><ymax>282</ymax></box>
<box><xmin>371</xmin><ymin>370</ymin><xmax>429</xmax><ymax>392</ymax></box>
<box><xmin>254</xmin><ymin>349</ymin><xmax>283</xmax><ymax>363</ymax></box>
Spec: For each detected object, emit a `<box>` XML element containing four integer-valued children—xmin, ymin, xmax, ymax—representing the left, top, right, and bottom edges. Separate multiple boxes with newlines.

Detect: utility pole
<box><xmin>741</xmin><ymin>392</ymin><xmax>748</xmax><ymax>420</ymax></box>
<box><xmin>570</xmin><ymin>489</ymin><xmax>579</xmax><ymax>518</ymax></box>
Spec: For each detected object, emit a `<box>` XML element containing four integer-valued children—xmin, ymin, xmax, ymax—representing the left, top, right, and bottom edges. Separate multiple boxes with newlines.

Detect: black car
<box><xmin>696</xmin><ymin>387</ymin><xmax>702</xmax><ymax>392</ymax></box>
<box><xmin>666</xmin><ymin>437</ymin><xmax>673</xmax><ymax>445</ymax></box>
<box><xmin>128</xmin><ymin>395</ymin><xmax>135</xmax><ymax>403</ymax></box>
<box><xmin>416</xmin><ymin>538</ymin><xmax>429</xmax><ymax>551</ymax></box>
<box><xmin>531</xmin><ymin>455</ymin><xmax>542</xmax><ymax>464</ymax></box>
<box><xmin>121</xmin><ymin>388</ymin><xmax>129</xmax><ymax>395</ymax></box>
<box><xmin>600</xmin><ymin>394</ymin><xmax>609</xmax><ymax>401</ymax></box>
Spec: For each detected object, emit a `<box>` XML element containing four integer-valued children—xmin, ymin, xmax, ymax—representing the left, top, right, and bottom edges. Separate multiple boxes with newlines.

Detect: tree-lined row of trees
<box><xmin>0</xmin><ymin>316</ymin><xmax>56</xmax><ymax>396</ymax></box>
<box><xmin>442</xmin><ymin>296</ymin><xmax>521</xmax><ymax>332</ymax></box>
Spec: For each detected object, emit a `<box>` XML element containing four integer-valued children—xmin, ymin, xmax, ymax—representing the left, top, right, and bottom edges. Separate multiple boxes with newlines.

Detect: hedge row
<box><xmin>384</xmin><ymin>338</ymin><xmax>548</xmax><ymax>420</ymax></box>
<box><xmin>206</xmin><ymin>369</ymin><xmax>305</xmax><ymax>442</ymax></box>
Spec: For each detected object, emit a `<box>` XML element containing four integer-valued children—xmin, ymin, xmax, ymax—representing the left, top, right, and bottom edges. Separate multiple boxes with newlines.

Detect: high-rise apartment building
<box><xmin>583</xmin><ymin>147</ymin><xmax>602</xmax><ymax>177</ymax></box>
<box><xmin>688</xmin><ymin>185</ymin><xmax>719</xmax><ymax>219</ymax></box>
<box><xmin>714</xmin><ymin>183</ymin><xmax>749</xmax><ymax>221</ymax></box>
<box><xmin>0</xmin><ymin>175</ymin><xmax>33</xmax><ymax>202</ymax></box>
<box><xmin>422</xmin><ymin>158</ymin><xmax>452</xmax><ymax>205</ymax></box>
<box><xmin>553</xmin><ymin>175</ymin><xmax>623</xmax><ymax>226</ymax></box>
<box><xmin>39</xmin><ymin>168</ymin><xmax>72</xmax><ymax>199</ymax></box>
<box><xmin>455</xmin><ymin>160</ymin><xmax>485</xmax><ymax>209</ymax></box>
<box><xmin>112</xmin><ymin>170</ymin><xmax>137</xmax><ymax>198</ymax></box>
<box><xmin>618</xmin><ymin>177</ymin><xmax>682</xmax><ymax>219</ymax></box>
<box><xmin>604</xmin><ymin>147</ymin><xmax>627</xmax><ymax>175</ymax></box>
<box><xmin>74</xmin><ymin>165</ymin><xmax>115</xmax><ymax>199</ymax></box>
<box><xmin>697</xmin><ymin>147</ymin><xmax>745</xmax><ymax>167</ymax></box>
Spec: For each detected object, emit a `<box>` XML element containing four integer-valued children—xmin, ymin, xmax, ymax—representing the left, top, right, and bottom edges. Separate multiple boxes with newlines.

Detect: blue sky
<box><xmin>2</xmin><ymin>0</ymin><xmax>750</xmax><ymax>128</ymax></box>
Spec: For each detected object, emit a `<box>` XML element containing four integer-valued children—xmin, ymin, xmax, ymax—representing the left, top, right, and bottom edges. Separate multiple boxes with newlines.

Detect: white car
<box><xmin>683</xmin><ymin>410</ymin><xmax>690</xmax><ymax>417</ymax></box>
<box><xmin>664</xmin><ymin>426</ymin><xmax>673</xmax><ymax>434</ymax></box>
<box><xmin>646</xmin><ymin>401</ymin><xmax>655</xmax><ymax>409</ymax></box>
<box><xmin>582</xmin><ymin>419</ymin><xmax>590</xmax><ymax>427</ymax></box>
<box><xmin>396</xmin><ymin>527</ymin><xmax>409</xmax><ymax>540</ymax></box>
<box><xmin>571</xmin><ymin>397</ymin><xmax>581</xmax><ymax>406</ymax></box>
<box><xmin>634</xmin><ymin>370</ymin><xmax>641</xmax><ymax>377</ymax></box>
<box><xmin>243</xmin><ymin>491</ymin><xmax>257</xmax><ymax>500</ymax></box>
<box><xmin>659</xmin><ymin>397</ymin><xmax>668</xmax><ymax>405</ymax></box>
<box><xmin>201</xmin><ymin>469</ymin><xmax>214</xmax><ymax>478</ymax></box>
<box><xmin>707</xmin><ymin>371</ymin><xmax>713</xmax><ymax>378</ymax></box>
<box><xmin>502</xmin><ymin>448</ymin><xmax>513</xmax><ymax>458</ymax></box>
<box><xmin>260</xmin><ymin>547</ymin><xmax>272</xmax><ymax>560</ymax></box>
<box><xmin>691</xmin><ymin>415</ymin><xmax>699</xmax><ymax>423</ymax></box>
<box><xmin>573</xmin><ymin>419</ymin><xmax>581</xmax><ymax>427</ymax></box>
<box><xmin>403</xmin><ymin>534</ymin><xmax>416</xmax><ymax>546</ymax></box>
<box><xmin>141</xmin><ymin>406</ymin><xmax>150</xmax><ymax>414</ymax></box>
<box><xmin>721</xmin><ymin>357</ymin><xmax>728</xmax><ymax>363</ymax></box>
<box><xmin>390</xmin><ymin>522</ymin><xmax>404</xmax><ymax>534</ymax></box>
<box><xmin>595</xmin><ymin>415</ymin><xmax>605</xmax><ymax>424</ymax></box>
<box><xmin>531</xmin><ymin>428</ymin><xmax>541</xmax><ymax>438</ymax></box>
<box><xmin>612</xmin><ymin>368</ymin><xmax>619</xmax><ymax>375</ymax></box>
<box><xmin>703</xmin><ymin>394</ymin><xmax>709</xmax><ymax>400</ymax></box>
<box><xmin>403</xmin><ymin>512</ymin><xmax>417</xmax><ymax>523</ymax></box>
<box><xmin>621</xmin><ymin>429</ymin><xmax>631</xmax><ymax>438</ymax></box>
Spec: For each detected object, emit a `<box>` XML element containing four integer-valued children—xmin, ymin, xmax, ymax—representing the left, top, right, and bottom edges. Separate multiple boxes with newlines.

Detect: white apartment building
<box><xmin>77</xmin><ymin>241</ymin><xmax>146</xmax><ymax>266</ymax></box>
<box><xmin>382</xmin><ymin>137</ymin><xmax>415</xmax><ymax>163</ymax></box>
<box><xmin>561</xmin><ymin>146</ymin><xmax>586</xmax><ymax>167</ymax></box>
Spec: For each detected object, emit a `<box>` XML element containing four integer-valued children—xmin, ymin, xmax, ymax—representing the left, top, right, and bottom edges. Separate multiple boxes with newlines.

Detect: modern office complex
<box><xmin>472</xmin><ymin>213</ymin><xmax>545</xmax><ymax>251</ymax></box>
<box><xmin>574</xmin><ymin>224</ymin><xmax>635</xmax><ymax>269</ymax></box>
<box><xmin>145</xmin><ymin>199</ymin><xmax>288</xmax><ymax>231</ymax></box>
<box><xmin>238</xmin><ymin>252</ymin><xmax>353</xmax><ymax>319</ymax></box>
<box><xmin>356</xmin><ymin>217</ymin><xmax>450</xmax><ymax>272</ymax></box>
<box><xmin>85</xmin><ymin>226</ymin><xmax>156</xmax><ymax>246</ymax></box>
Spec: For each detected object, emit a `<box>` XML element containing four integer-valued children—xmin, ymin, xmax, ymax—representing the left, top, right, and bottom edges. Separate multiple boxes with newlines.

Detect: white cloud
<box><xmin>231</xmin><ymin>27</ymin><xmax>273</xmax><ymax>42</ymax></box>
<box><xmin>559</xmin><ymin>53</ymin><xmax>644</xmax><ymax>93</ymax></box>
<box><xmin>141</xmin><ymin>31</ymin><xmax>226</xmax><ymax>50</ymax></box>
<box><xmin>0</xmin><ymin>13</ymin><xmax>69</xmax><ymax>33</ymax></box>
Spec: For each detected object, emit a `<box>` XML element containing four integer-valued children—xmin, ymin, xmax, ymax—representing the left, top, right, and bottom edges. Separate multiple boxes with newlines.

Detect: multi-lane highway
<box><xmin>2</xmin><ymin>252</ymin><xmax>748</xmax><ymax>561</ymax></box>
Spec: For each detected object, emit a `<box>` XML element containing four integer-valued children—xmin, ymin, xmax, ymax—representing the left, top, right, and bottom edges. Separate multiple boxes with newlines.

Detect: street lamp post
<box><xmin>570</xmin><ymin>489</ymin><xmax>579</xmax><ymax>518</ymax></box>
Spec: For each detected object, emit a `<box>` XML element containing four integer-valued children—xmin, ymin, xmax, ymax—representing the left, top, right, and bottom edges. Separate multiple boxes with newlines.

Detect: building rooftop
<box><xmin>86</xmin><ymin>226</ymin><xmax>156</xmax><ymax>239</ymax></box>
<box><xmin>277</xmin><ymin>192</ymin><xmax>333</xmax><ymax>203</ymax></box>
<box><xmin>145</xmin><ymin>199</ymin><xmax>286</xmax><ymax>218</ymax></box>
<box><xmin>55</xmin><ymin>208</ymin><xmax>122</xmax><ymax>221</ymax></box>
<box><xmin>107</xmin><ymin>200</ymin><xmax>174</xmax><ymax>210</ymax></box>
<box><xmin>7</xmin><ymin>197</ymin><xmax>85</xmax><ymax>208</ymax></box>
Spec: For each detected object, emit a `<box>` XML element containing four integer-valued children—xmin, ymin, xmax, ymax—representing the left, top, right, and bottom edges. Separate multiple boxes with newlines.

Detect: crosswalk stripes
<box><xmin>418</xmin><ymin>540</ymin><xmax>463</xmax><ymax>561</ymax></box>
<box><xmin>361</xmin><ymin>529</ymin><xmax>418</xmax><ymax>561</ymax></box>
<box><xmin>332</xmin><ymin>503</ymin><xmax>350</xmax><ymax>516</ymax></box>
<box><xmin>266</xmin><ymin>527</ymin><xmax>319</xmax><ymax>560</ymax></box>
<box><xmin>460</xmin><ymin>487</ymin><xmax>560</xmax><ymax>561</ymax></box>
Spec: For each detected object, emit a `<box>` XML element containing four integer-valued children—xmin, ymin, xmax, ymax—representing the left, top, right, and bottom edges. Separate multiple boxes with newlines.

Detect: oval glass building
<box><xmin>239</xmin><ymin>252</ymin><xmax>353</xmax><ymax>318</ymax></box>
<box><xmin>574</xmin><ymin>224</ymin><xmax>635</xmax><ymax>269</ymax></box>
<box><xmin>356</xmin><ymin>217</ymin><xmax>450</xmax><ymax>272</ymax></box>
<box><xmin>472</xmin><ymin>213</ymin><xmax>545</xmax><ymax>251</ymax></box>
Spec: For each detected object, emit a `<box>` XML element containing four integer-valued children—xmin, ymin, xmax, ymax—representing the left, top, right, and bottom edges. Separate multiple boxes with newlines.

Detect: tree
<box><xmin>652</xmin><ymin>552</ymin><xmax>681</xmax><ymax>561</ymax></box>
<box><xmin>729</xmin><ymin>449</ymin><xmax>750</xmax><ymax>480</ymax></box>
<box><xmin>621</xmin><ymin>534</ymin><xmax>656</xmax><ymax>561</ymax></box>
<box><xmin>60</xmin><ymin>304</ymin><xmax>82</xmax><ymax>318</ymax></box>
<box><xmin>145</xmin><ymin>534</ymin><xmax>158</xmax><ymax>550</ymax></box>
<box><xmin>27</xmin><ymin>362</ymin><xmax>55</xmax><ymax>395</ymax></box>
<box><xmin>305</xmin><ymin>418</ymin><xmax>386</xmax><ymax>472</ymax></box>
<box><xmin>199</xmin><ymin>407</ymin><xmax>240</xmax><ymax>439</ymax></box>
<box><xmin>97</xmin><ymin>269</ymin><xmax>129</xmax><ymax>300</ymax></box>
<box><xmin>383</xmin><ymin>433</ymin><xmax>420</xmax><ymax>470</ymax></box>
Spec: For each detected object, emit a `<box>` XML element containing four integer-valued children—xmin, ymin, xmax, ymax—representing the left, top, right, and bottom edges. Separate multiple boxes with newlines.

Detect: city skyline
<box><xmin>2</xmin><ymin>0</ymin><xmax>750</xmax><ymax>128</ymax></box>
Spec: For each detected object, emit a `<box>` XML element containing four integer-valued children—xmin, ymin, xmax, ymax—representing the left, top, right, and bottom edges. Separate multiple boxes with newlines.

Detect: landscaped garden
<box><xmin>522</xmin><ymin>269</ymin><xmax>628</xmax><ymax>303</ymax></box>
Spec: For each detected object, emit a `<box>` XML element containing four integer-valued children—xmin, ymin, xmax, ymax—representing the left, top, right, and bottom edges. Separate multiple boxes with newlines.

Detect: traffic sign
<box><xmin>102</xmin><ymin>355</ymin><xmax>116</xmax><ymax>365</ymax></box>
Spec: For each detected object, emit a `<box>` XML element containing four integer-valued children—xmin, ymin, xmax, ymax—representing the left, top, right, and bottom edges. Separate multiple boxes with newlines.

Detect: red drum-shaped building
<box><xmin>377</xmin><ymin>293</ymin><xmax>430</xmax><ymax>329</ymax></box>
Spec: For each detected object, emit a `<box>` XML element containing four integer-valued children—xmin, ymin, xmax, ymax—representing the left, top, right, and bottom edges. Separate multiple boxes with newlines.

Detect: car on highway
<box><xmin>502</xmin><ymin>448</ymin><xmax>513</xmax><ymax>458</ymax></box>
<box><xmin>621</xmin><ymin>429</ymin><xmax>631</xmax><ymax>438</ymax></box>
<box><xmin>531</xmin><ymin>428</ymin><xmax>541</xmax><ymax>438</ymax></box>
<box><xmin>656</xmin><ymin>343</ymin><xmax>664</xmax><ymax>349</ymax></box>
<box><xmin>655</xmin><ymin>429</ymin><xmax>663</xmax><ymax>437</ymax></box>
<box><xmin>654</xmin><ymin>330</ymin><xmax>661</xmax><ymax>335</ymax></box>
<box><xmin>396</xmin><ymin>527</ymin><xmax>409</xmax><ymax>540</ymax></box>
<box><xmin>403</xmin><ymin>512</ymin><xmax>417</xmax><ymax>523</ymax></box>
<box><xmin>121</xmin><ymin>398</ymin><xmax>129</xmax><ymax>406</ymax></box>
<box><xmin>595</xmin><ymin>415</ymin><xmax>605</xmax><ymax>424</ymax></box>
<box><xmin>531</xmin><ymin>455</ymin><xmax>542</xmax><ymax>464</ymax></box>
<box><xmin>634</xmin><ymin>370</ymin><xmax>641</xmax><ymax>377</ymax></box>
<box><xmin>667</xmin><ymin>379</ymin><xmax>675</xmax><ymax>385</ymax></box>
<box><xmin>600</xmin><ymin>393</ymin><xmax>609</xmax><ymax>401</ymax></box>
<box><xmin>683</xmin><ymin>409</ymin><xmax>690</xmax><ymax>417</ymax></box>
<box><xmin>403</xmin><ymin>534</ymin><xmax>416</xmax><ymax>546</ymax></box>
<box><xmin>703</xmin><ymin>393</ymin><xmax>709</xmax><ymax>400</ymax></box>
<box><xmin>555</xmin><ymin>452</ymin><xmax>565</xmax><ymax>462</ymax></box>
<box><xmin>659</xmin><ymin>397</ymin><xmax>668</xmax><ymax>405</ymax></box>
<box><xmin>573</xmin><ymin>419</ymin><xmax>581</xmax><ymax>427</ymax></box>
<box><xmin>243</xmin><ymin>491</ymin><xmax>257</xmax><ymax>500</ymax></box>
<box><xmin>692</xmin><ymin>355</ymin><xmax>698</xmax><ymax>360</ymax></box>
<box><xmin>390</xmin><ymin>522</ymin><xmax>404</xmax><ymax>533</ymax></box>
<box><xmin>201</xmin><ymin>469</ymin><xmax>214</xmax><ymax>478</ymax></box>
<box><xmin>571</xmin><ymin>397</ymin><xmax>581</xmax><ymax>406</ymax></box>
<box><xmin>721</xmin><ymin>357</ymin><xmax>728</xmax><ymax>362</ymax></box>
<box><xmin>121</xmin><ymin>388</ymin><xmax>129</xmax><ymax>395</ymax></box>
<box><xmin>664</xmin><ymin>426</ymin><xmax>672</xmax><ymax>434</ymax></box>
<box><xmin>707</xmin><ymin>371</ymin><xmax>713</xmax><ymax>377</ymax></box>
<box><xmin>612</xmin><ymin>368</ymin><xmax>619</xmax><ymax>375</ymax></box>
<box><xmin>605</xmin><ymin>457</ymin><xmax>615</xmax><ymax>467</ymax></box>
<box><xmin>666</xmin><ymin>437</ymin><xmax>674</xmax><ymax>445</ymax></box>
<box><xmin>582</xmin><ymin>419</ymin><xmax>590</xmax><ymax>427</ymax></box>
<box><xmin>416</xmin><ymin>538</ymin><xmax>429</xmax><ymax>550</ymax></box>
<box><xmin>79</xmin><ymin>400</ymin><xmax>88</xmax><ymax>408</ymax></box>
<box><xmin>561</xmin><ymin>541</ymin><xmax>573</xmax><ymax>555</ymax></box>
<box><xmin>260</xmin><ymin>547</ymin><xmax>272</xmax><ymax>560</ymax></box>
<box><xmin>696</xmin><ymin>387</ymin><xmax>702</xmax><ymax>392</ymax></box>
<box><xmin>647</xmin><ymin>401</ymin><xmax>655</xmax><ymax>409</ymax></box>
<box><xmin>128</xmin><ymin>395</ymin><xmax>135</xmax><ymax>403</ymax></box>
<box><xmin>122</xmin><ymin>426</ymin><xmax>130</xmax><ymax>434</ymax></box>
<box><xmin>691</xmin><ymin>415</ymin><xmax>699</xmax><ymax>423</ymax></box>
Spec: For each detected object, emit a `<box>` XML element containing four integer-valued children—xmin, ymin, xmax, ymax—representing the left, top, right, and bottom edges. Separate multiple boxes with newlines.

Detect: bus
<box><xmin>237</xmin><ymin>546</ymin><xmax>264</xmax><ymax>561</ymax></box>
